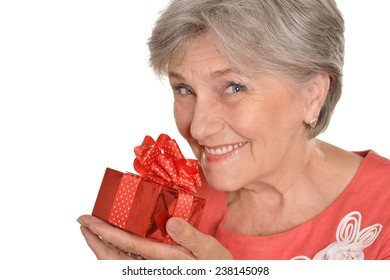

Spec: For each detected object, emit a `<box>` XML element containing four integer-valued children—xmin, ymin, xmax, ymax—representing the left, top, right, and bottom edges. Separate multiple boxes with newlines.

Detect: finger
<box><xmin>78</xmin><ymin>216</ymin><xmax>138</xmax><ymax>259</ymax></box>
<box><xmin>78</xmin><ymin>214</ymin><xmax>196</xmax><ymax>259</ymax></box>
<box><xmin>78</xmin><ymin>214</ymin><xmax>108</xmax><ymax>227</ymax></box>
<box><xmin>79</xmin><ymin>215</ymin><xmax>195</xmax><ymax>259</ymax></box>
<box><xmin>89</xmin><ymin>220</ymin><xmax>194</xmax><ymax>260</ymax></box>
<box><xmin>80</xmin><ymin>225</ymin><xmax>132</xmax><ymax>260</ymax></box>
<box><xmin>166</xmin><ymin>218</ymin><xmax>233</xmax><ymax>260</ymax></box>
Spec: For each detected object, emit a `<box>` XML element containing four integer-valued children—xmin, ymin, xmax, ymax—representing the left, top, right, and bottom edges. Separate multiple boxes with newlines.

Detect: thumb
<box><xmin>166</xmin><ymin>218</ymin><xmax>232</xmax><ymax>260</ymax></box>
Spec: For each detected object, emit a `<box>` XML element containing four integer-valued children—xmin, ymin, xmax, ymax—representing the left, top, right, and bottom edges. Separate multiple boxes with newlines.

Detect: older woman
<box><xmin>78</xmin><ymin>0</ymin><xmax>390</xmax><ymax>260</ymax></box>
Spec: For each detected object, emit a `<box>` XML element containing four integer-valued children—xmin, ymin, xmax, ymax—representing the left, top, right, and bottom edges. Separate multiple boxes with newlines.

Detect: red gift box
<box><xmin>92</xmin><ymin>134</ymin><xmax>206</xmax><ymax>244</ymax></box>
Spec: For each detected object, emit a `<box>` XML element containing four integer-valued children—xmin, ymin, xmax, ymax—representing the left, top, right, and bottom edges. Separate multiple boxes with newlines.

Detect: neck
<box><xmin>225</xmin><ymin>139</ymin><xmax>363</xmax><ymax>236</ymax></box>
<box><xmin>229</xmin><ymin>138</ymin><xmax>321</xmax><ymax>200</ymax></box>
<box><xmin>225</xmin><ymin>139</ymin><xmax>329</xmax><ymax>235</ymax></box>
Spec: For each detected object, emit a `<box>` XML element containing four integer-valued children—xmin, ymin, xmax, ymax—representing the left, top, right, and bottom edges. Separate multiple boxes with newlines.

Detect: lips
<box><xmin>204</xmin><ymin>142</ymin><xmax>247</xmax><ymax>156</ymax></box>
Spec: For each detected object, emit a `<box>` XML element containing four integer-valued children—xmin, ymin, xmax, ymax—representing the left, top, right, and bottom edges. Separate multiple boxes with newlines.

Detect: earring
<box><xmin>309</xmin><ymin>118</ymin><xmax>318</xmax><ymax>128</ymax></box>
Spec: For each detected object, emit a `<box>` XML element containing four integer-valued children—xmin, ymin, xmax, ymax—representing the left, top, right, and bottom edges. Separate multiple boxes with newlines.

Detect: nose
<box><xmin>190</xmin><ymin>97</ymin><xmax>225</xmax><ymax>143</ymax></box>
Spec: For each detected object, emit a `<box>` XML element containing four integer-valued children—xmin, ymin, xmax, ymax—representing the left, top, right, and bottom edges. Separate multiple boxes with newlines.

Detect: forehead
<box><xmin>168</xmin><ymin>34</ymin><xmax>232</xmax><ymax>74</ymax></box>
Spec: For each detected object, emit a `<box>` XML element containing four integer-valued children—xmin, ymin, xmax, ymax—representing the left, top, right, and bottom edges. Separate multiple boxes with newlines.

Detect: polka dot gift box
<box><xmin>92</xmin><ymin>134</ymin><xmax>206</xmax><ymax>244</ymax></box>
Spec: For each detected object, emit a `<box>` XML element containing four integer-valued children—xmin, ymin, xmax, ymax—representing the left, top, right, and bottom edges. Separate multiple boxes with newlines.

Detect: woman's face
<box><xmin>168</xmin><ymin>35</ymin><xmax>311</xmax><ymax>192</ymax></box>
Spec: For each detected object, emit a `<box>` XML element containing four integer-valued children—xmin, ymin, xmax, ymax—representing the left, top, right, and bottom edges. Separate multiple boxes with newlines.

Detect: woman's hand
<box><xmin>77</xmin><ymin>215</ymin><xmax>232</xmax><ymax>260</ymax></box>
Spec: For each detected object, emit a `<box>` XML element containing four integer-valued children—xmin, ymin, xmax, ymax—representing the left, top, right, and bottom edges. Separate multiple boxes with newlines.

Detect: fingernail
<box><xmin>77</xmin><ymin>217</ymin><xmax>86</xmax><ymax>226</ymax></box>
<box><xmin>167</xmin><ymin>218</ymin><xmax>183</xmax><ymax>235</ymax></box>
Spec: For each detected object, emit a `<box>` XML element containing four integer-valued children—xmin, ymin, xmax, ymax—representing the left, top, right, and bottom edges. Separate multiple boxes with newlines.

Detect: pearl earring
<box><xmin>309</xmin><ymin>118</ymin><xmax>318</xmax><ymax>128</ymax></box>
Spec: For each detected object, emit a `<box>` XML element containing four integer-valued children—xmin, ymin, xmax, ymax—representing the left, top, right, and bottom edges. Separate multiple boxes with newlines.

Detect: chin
<box><xmin>203</xmin><ymin>173</ymin><xmax>241</xmax><ymax>192</ymax></box>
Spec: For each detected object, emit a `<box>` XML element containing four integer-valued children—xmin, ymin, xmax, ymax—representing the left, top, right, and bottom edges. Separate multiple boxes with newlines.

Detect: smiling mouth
<box><xmin>204</xmin><ymin>142</ymin><xmax>247</xmax><ymax>155</ymax></box>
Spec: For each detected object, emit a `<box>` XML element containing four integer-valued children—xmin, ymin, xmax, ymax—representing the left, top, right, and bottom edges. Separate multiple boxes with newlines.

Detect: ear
<box><xmin>303</xmin><ymin>73</ymin><xmax>330</xmax><ymax>125</ymax></box>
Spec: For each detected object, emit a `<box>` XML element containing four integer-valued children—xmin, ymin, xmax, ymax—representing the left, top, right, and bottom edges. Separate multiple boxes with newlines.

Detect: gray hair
<box><xmin>148</xmin><ymin>0</ymin><xmax>345</xmax><ymax>138</ymax></box>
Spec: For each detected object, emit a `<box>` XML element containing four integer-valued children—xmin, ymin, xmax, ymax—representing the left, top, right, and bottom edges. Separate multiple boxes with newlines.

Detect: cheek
<box><xmin>174</xmin><ymin>101</ymin><xmax>202</xmax><ymax>160</ymax></box>
<box><xmin>228</xmin><ymin>100</ymin><xmax>274</xmax><ymax>136</ymax></box>
<box><xmin>230</xmin><ymin>96</ymin><xmax>304</xmax><ymax>146</ymax></box>
<box><xmin>173</xmin><ymin>101</ymin><xmax>194</xmax><ymax>139</ymax></box>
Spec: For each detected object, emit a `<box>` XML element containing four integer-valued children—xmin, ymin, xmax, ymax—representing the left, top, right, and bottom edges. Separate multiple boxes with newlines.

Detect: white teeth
<box><xmin>205</xmin><ymin>142</ymin><xmax>245</xmax><ymax>155</ymax></box>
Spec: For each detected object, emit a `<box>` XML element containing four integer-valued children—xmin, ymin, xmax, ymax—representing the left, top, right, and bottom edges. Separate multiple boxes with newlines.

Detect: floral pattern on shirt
<box><xmin>292</xmin><ymin>211</ymin><xmax>383</xmax><ymax>260</ymax></box>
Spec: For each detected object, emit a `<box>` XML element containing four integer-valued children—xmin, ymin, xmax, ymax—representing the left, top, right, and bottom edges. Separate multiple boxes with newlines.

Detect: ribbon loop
<box><xmin>133</xmin><ymin>134</ymin><xmax>202</xmax><ymax>193</ymax></box>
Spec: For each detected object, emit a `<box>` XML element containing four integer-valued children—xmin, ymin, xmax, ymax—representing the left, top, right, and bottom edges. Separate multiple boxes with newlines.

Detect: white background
<box><xmin>0</xmin><ymin>0</ymin><xmax>389</xmax><ymax>279</ymax></box>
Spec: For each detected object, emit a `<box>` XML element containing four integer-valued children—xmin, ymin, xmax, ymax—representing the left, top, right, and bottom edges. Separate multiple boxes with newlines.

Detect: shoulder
<box><xmin>353</xmin><ymin>150</ymin><xmax>390</xmax><ymax>185</ymax></box>
<box><xmin>356</xmin><ymin>150</ymin><xmax>390</xmax><ymax>165</ymax></box>
<box><xmin>356</xmin><ymin>149</ymin><xmax>390</xmax><ymax>163</ymax></box>
<box><xmin>349</xmin><ymin>150</ymin><xmax>390</xmax><ymax>259</ymax></box>
<box><xmin>347</xmin><ymin>150</ymin><xmax>390</xmax><ymax>207</ymax></box>
<box><xmin>290</xmin><ymin>150</ymin><xmax>390</xmax><ymax>260</ymax></box>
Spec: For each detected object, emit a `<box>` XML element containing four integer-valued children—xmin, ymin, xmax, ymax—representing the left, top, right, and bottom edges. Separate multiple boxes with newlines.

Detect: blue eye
<box><xmin>178</xmin><ymin>87</ymin><xmax>193</xmax><ymax>95</ymax></box>
<box><xmin>227</xmin><ymin>83</ymin><xmax>245</xmax><ymax>94</ymax></box>
<box><xmin>172</xmin><ymin>85</ymin><xmax>193</xmax><ymax>96</ymax></box>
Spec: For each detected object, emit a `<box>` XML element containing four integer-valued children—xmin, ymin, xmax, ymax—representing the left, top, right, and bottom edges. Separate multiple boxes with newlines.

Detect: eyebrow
<box><xmin>168</xmin><ymin>68</ymin><xmax>242</xmax><ymax>81</ymax></box>
<box><xmin>168</xmin><ymin>71</ymin><xmax>186</xmax><ymax>81</ymax></box>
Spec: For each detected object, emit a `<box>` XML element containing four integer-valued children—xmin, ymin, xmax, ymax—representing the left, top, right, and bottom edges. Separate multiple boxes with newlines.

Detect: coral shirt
<box><xmin>196</xmin><ymin>150</ymin><xmax>390</xmax><ymax>260</ymax></box>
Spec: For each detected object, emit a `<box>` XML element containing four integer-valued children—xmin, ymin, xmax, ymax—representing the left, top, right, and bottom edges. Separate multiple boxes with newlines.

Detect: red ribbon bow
<box><xmin>133</xmin><ymin>134</ymin><xmax>202</xmax><ymax>193</ymax></box>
